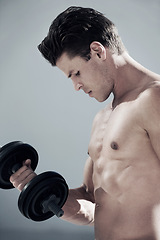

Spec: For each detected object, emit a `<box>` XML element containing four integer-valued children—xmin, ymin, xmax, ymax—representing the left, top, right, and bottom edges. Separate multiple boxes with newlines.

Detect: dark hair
<box><xmin>38</xmin><ymin>6</ymin><xmax>126</xmax><ymax>66</ymax></box>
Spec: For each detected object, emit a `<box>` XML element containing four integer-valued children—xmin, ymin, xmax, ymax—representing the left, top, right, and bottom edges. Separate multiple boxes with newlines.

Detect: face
<box><xmin>56</xmin><ymin>50</ymin><xmax>114</xmax><ymax>102</ymax></box>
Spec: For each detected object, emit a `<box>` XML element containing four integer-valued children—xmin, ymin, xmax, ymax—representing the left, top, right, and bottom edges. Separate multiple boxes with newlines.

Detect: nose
<box><xmin>72</xmin><ymin>80</ymin><xmax>83</xmax><ymax>91</ymax></box>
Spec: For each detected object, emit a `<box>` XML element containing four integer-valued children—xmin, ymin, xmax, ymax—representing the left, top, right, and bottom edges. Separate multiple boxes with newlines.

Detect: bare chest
<box><xmin>88</xmin><ymin>103</ymin><xmax>143</xmax><ymax>162</ymax></box>
<box><xmin>88</xmin><ymin>103</ymin><xmax>160</xmax><ymax>197</ymax></box>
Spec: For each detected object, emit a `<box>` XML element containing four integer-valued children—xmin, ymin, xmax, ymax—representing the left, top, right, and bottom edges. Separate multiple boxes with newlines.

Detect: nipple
<box><xmin>111</xmin><ymin>141</ymin><xmax>118</xmax><ymax>150</ymax></box>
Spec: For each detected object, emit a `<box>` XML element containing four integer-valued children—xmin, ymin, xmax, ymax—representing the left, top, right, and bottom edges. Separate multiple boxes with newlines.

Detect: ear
<box><xmin>90</xmin><ymin>41</ymin><xmax>107</xmax><ymax>60</ymax></box>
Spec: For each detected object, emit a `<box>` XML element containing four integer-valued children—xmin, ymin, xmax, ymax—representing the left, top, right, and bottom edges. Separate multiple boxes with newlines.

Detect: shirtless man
<box><xmin>10</xmin><ymin>6</ymin><xmax>160</xmax><ymax>240</ymax></box>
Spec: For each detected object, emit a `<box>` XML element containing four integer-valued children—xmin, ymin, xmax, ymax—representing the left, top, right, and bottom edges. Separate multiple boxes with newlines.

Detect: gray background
<box><xmin>0</xmin><ymin>0</ymin><xmax>160</xmax><ymax>239</ymax></box>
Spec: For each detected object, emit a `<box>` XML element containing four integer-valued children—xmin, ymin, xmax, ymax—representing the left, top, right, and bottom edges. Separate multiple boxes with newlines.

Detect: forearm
<box><xmin>61</xmin><ymin>186</ymin><xmax>95</xmax><ymax>226</ymax></box>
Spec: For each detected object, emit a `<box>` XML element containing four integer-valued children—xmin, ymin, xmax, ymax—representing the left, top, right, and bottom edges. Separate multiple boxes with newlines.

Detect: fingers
<box><xmin>10</xmin><ymin>159</ymin><xmax>37</xmax><ymax>191</ymax></box>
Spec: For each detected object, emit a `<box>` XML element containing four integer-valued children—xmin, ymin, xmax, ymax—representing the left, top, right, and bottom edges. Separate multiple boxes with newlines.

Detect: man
<box><xmin>10</xmin><ymin>6</ymin><xmax>160</xmax><ymax>240</ymax></box>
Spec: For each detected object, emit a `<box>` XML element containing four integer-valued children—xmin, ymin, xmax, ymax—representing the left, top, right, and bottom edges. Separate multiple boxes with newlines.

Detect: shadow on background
<box><xmin>0</xmin><ymin>229</ymin><xmax>94</xmax><ymax>240</ymax></box>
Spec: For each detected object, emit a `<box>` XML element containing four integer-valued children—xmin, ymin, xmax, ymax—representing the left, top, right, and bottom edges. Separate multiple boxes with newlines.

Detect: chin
<box><xmin>97</xmin><ymin>95</ymin><xmax>109</xmax><ymax>102</ymax></box>
<box><xmin>94</xmin><ymin>92</ymin><xmax>111</xmax><ymax>102</ymax></box>
<box><xmin>95</xmin><ymin>98</ymin><xmax>106</xmax><ymax>103</ymax></box>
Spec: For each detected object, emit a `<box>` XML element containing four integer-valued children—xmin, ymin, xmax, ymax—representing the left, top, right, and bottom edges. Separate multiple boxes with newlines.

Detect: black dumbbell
<box><xmin>0</xmin><ymin>141</ymin><xmax>69</xmax><ymax>221</ymax></box>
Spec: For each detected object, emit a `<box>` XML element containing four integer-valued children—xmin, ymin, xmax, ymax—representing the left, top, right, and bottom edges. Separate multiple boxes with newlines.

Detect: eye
<box><xmin>68</xmin><ymin>73</ymin><xmax>72</xmax><ymax>78</ymax></box>
<box><xmin>75</xmin><ymin>71</ymin><xmax>80</xmax><ymax>76</ymax></box>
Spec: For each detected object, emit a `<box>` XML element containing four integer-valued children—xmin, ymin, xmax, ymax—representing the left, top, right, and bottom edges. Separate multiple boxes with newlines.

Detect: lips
<box><xmin>83</xmin><ymin>89</ymin><xmax>92</xmax><ymax>96</ymax></box>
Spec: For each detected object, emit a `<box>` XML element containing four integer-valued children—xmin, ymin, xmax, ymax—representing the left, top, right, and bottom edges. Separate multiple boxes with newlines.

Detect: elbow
<box><xmin>77</xmin><ymin>199</ymin><xmax>95</xmax><ymax>226</ymax></box>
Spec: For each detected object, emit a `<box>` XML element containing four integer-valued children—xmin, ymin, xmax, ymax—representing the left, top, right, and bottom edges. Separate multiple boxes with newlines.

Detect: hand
<box><xmin>10</xmin><ymin>159</ymin><xmax>37</xmax><ymax>191</ymax></box>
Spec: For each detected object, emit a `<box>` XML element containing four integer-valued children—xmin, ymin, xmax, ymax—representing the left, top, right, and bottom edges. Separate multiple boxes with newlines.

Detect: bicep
<box><xmin>145</xmin><ymin>122</ymin><xmax>160</xmax><ymax>159</ymax></box>
<box><xmin>141</xmin><ymin>89</ymin><xmax>160</xmax><ymax>159</ymax></box>
<box><xmin>82</xmin><ymin>157</ymin><xmax>95</xmax><ymax>203</ymax></box>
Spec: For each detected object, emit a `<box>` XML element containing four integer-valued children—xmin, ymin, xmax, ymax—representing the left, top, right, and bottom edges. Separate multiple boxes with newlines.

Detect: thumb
<box><xmin>23</xmin><ymin>159</ymin><xmax>32</xmax><ymax>168</ymax></box>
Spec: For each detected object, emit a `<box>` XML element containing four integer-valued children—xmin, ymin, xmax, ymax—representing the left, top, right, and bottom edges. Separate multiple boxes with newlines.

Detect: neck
<box><xmin>110</xmin><ymin>52</ymin><xmax>154</xmax><ymax>108</ymax></box>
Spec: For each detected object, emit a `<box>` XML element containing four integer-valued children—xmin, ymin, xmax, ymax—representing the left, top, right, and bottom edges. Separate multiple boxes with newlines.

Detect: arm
<box><xmin>140</xmin><ymin>87</ymin><xmax>160</xmax><ymax>238</ymax></box>
<box><xmin>62</xmin><ymin>157</ymin><xmax>95</xmax><ymax>226</ymax></box>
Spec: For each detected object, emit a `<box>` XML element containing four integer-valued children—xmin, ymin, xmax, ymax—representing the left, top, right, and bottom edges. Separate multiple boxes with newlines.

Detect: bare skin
<box><xmin>10</xmin><ymin>42</ymin><xmax>160</xmax><ymax>240</ymax></box>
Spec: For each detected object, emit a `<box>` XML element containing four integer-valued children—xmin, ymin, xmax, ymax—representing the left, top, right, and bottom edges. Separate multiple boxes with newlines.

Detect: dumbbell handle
<box><xmin>42</xmin><ymin>194</ymin><xmax>64</xmax><ymax>218</ymax></box>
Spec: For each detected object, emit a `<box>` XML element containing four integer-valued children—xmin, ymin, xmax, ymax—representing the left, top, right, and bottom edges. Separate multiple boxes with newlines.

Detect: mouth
<box><xmin>83</xmin><ymin>89</ymin><xmax>93</xmax><ymax>97</ymax></box>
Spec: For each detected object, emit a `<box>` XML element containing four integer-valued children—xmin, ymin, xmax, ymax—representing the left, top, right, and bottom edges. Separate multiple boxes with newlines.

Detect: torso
<box><xmin>88</xmin><ymin>86</ymin><xmax>160</xmax><ymax>240</ymax></box>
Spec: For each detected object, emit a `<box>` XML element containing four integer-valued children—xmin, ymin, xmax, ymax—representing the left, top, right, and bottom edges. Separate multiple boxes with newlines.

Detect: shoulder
<box><xmin>138</xmin><ymin>82</ymin><xmax>160</xmax><ymax>109</ymax></box>
<box><xmin>137</xmin><ymin>81</ymin><xmax>160</xmax><ymax>127</ymax></box>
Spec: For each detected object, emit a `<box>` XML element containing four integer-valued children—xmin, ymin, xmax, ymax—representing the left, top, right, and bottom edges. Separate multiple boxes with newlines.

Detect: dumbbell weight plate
<box><xmin>18</xmin><ymin>171</ymin><xmax>69</xmax><ymax>221</ymax></box>
<box><xmin>0</xmin><ymin>141</ymin><xmax>38</xmax><ymax>189</ymax></box>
